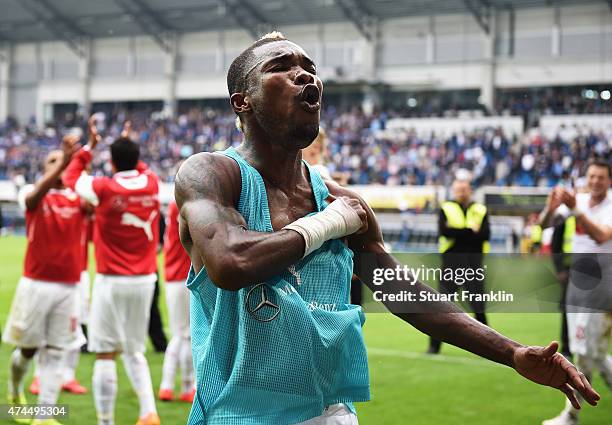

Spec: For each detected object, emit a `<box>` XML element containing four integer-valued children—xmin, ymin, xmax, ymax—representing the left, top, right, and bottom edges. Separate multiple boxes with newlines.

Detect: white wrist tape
<box><xmin>571</xmin><ymin>206</ymin><xmax>584</xmax><ymax>217</ymax></box>
<box><xmin>283</xmin><ymin>197</ymin><xmax>362</xmax><ymax>257</ymax></box>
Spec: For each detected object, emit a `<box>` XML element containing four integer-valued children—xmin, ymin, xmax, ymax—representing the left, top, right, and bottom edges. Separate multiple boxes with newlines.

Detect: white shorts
<box><xmin>78</xmin><ymin>270</ymin><xmax>91</xmax><ymax>324</ymax></box>
<box><xmin>68</xmin><ymin>322</ymin><xmax>88</xmax><ymax>351</ymax></box>
<box><xmin>88</xmin><ymin>273</ymin><xmax>155</xmax><ymax>354</ymax></box>
<box><xmin>165</xmin><ymin>282</ymin><xmax>190</xmax><ymax>339</ymax></box>
<box><xmin>295</xmin><ymin>405</ymin><xmax>358</xmax><ymax>425</ymax></box>
<box><xmin>568</xmin><ymin>311</ymin><xmax>612</xmax><ymax>361</ymax></box>
<box><xmin>2</xmin><ymin>277</ymin><xmax>79</xmax><ymax>349</ymax></box>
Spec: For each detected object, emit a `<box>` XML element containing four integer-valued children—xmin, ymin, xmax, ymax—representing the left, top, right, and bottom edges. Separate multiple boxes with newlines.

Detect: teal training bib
<box><xmin>187</xmin><ymin>147</ymin><xmax>370</xmax><ymax>425</ymax></box>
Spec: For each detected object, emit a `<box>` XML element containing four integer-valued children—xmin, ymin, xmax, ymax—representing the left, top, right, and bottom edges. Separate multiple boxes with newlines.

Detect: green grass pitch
<box><xmin>0</xmin><ymin>236</ymin><xmax>610</xmax><ymax>424</ymax></box>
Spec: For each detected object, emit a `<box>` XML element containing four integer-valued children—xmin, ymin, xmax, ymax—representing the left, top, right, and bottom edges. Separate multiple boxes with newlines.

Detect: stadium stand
<box><xmin>1</xmin><ymin>105</ymin><xmax>609</xmax><ymax>188</ymax></box>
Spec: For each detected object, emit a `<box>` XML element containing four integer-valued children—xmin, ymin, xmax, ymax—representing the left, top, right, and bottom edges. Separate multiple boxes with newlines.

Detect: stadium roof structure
<box><xmin>0</xmin><ymin>0</ymin><xmax>608</xmax><ymax>53</ymax></box>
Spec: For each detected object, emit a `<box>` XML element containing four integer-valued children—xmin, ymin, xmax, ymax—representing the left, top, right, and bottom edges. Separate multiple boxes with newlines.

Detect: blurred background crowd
<box><xmin>1</xmin><ymin>92</ymin><xmax>610</xmax><ymax>189</ymax></box>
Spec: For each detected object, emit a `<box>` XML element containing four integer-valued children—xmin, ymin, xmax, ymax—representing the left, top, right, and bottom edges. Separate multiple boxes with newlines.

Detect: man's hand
<box><xmin>513</xmin><ymin>341</ymin><xmax>600</xmax><ymax>409</ymax></box>
<box><xmin>326</xmin><ymin>195</ymin><xmax>368</xmax><ymax>235</ymax></box>
<box><xmin>87</xmin><ymin>115</ymin><xmax>102</xmax><ymax>149</ymax></box>
<box><xmin>121</xmin><ymin>120</ymin><xmax>132</xmax><ymax>138</ymax></box>
<box><xmin>539</xmin><ymin>187</ymin><xmax>566</xmax><ymax>228</ymax></box>
<box><xmin>559</xmin><ymin>189</ymin><xmax>577</xmax><ymax>209</ymax></box>
<box><xmin>547</xmin><ymin>187</ymin><xmax>564</xmax><ymax>211</ymax></box>
<box><xmin>60</xmin><ymin>134</ymin><xmax>81</xmax><ymax>167</ymax></box>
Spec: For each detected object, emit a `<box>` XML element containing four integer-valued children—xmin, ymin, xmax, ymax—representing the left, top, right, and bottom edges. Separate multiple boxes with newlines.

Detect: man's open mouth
<box><xmin>298</xmin><ymin>84</ymin><xmax>321</xmax><ymax>112</ymax></box>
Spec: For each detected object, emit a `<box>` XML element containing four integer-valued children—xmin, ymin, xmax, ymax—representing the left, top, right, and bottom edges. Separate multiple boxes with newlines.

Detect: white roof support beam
<box><xmin>333</xmin><ymin>0</ymin><xmax>377</xmax><ymax>42</ymax></box>
<box><xmin>463</xmin><ymin>0</ymin><xmax>492</xmax><ymax>34</ymax></box>
<box><xmin>113</xmin><ymin>0</ymin><xmax>174</xmax><ymax>53</ymax></box>
<box><xmin>20</xmin><ymin>0</ymin><xmax>87</xmax><ymax>57</ymax></box>
<box><xmin>218</xmin><ymin>0</ymin><xmax>272</xmax><ymax>40</ymax></box>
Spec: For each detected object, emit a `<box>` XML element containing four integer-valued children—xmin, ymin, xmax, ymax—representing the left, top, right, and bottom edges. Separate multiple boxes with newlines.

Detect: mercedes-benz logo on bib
<box><xmin>245</xmin><ymin>283</ymin><xmax>281</xmax><ymax>322</ymax></box>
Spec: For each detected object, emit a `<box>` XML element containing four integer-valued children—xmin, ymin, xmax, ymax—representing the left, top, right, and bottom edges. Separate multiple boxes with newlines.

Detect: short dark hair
<box><xmin>226</xmin><ymin>31</ymin><xmax>287</xmax><ymax>97</ymax></box>
<box><xmin>586</xmin><ymin>158</ymin><xmax>611</xmax><ymax>178</ymax></box>
<box><xmin>111</xmin><ymin>137</ymin><xmax>139</xmax><ymax>172</ymax></box>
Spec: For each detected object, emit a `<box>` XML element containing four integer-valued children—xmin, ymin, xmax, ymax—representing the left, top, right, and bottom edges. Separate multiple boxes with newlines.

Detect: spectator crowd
<box><xmin>1</xmin><ymin>103</ymin><xmax>610</xmax><ymax>188</ymax></box>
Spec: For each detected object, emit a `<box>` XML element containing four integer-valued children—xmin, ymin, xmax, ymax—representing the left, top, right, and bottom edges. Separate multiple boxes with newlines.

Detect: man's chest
<box><xmin>265</xmin><ymin>186</ymin><xmax>318</xmax><ymax>231</ymax></box>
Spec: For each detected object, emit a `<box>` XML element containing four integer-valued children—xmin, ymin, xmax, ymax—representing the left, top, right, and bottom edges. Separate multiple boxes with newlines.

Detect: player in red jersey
<box><xmin>158</xmin><ymin>200</ymin><xmax>194</xmax><ymax>403</ymax></box>
<box><xmin>29</xmin><ymin>212</ymin><xmax>91</xmax><ymax>397</ymax></box>
<box><xmin>62</xmin><ymin>118</ymin><xmax>161</xmax><ymax>425</ymax></box>
<box><xmin>62</xmin><ymin>210</ymin><xmax>93</xmax><ymax>393</ymax></box>
<box><xmin>3</xmin><ymin>136</ymin><xmax>83</xmax><ymax>425</ymax></box>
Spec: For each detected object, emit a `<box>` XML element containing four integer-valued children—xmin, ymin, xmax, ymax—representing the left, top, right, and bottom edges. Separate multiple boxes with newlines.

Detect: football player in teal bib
<box><xmin>174</xmin><ymin>32</ymin><xmax>600</xmax><ymax>425</ymax></box>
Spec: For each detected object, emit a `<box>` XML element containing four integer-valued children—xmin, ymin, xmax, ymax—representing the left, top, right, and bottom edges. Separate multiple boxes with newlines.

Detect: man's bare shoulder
<box><xmin>326</xmin><ymin>179</ymin><xmax>365</xmax><ymax>205</ymax></box>
<box><xmin>175</xmin><ymin>152</ymin><xmax>240</xmax><ymax>206</ymax></box>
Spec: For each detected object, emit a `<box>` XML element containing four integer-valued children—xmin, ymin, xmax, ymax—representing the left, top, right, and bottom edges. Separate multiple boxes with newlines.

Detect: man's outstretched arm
<box><xmin>329</xmin><ymin>183</ymin><xmax>600</xmax><ymax>409</ymax></box>
<box><xmin>62</xmin><ymin>117</ymin><xmax>104</xmax><ymax>206</ymax></box>
<box><xmin>174</xmin><ymin>153</ymin><xmax>366</xmax><ymax>291</ymax></box>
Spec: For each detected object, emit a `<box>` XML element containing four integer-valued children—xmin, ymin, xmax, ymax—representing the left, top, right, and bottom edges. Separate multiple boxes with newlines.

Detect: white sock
<box><xmin>9</xmin><ymin>349</ymin><xmax>32</xmax><ymax>399</ymax></box>
<box><xmin>160</xmin><ymin>337</ymin><xmax>180</xmax><ymax>391</ymax></box>
<box><xmin>37</xmin><ymin>348</ymin><xmax>65</xmax><ymax>417</ymax></box>
<box><xmin>121</xmin><ymin>353</ymin><xmax>157</xmax><ymax>417</ymax></box>
<box><xmin>33</xmin><ymin>351</ymin><xmax>40</xmax><ymax>380</ymax></box>
<box><xmin>63</xmin><ymin>347</ymin><xmax>80</xmax><ymax>383</ymax></box>
<box><xmin>93</xmin><ymin>359</ymin><xmax>117</xmax><ymax>425</ymax></box>
<box><xmin>179</xmin><ymin>337</ymin><xmax>194</xmax><ymax>394</ymax></box>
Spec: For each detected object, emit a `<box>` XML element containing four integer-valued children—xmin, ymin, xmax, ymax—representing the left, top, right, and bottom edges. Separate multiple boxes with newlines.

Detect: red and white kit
<box><xmin>63</xmin><ymin>146</ymin><xmax>160</xmax><ymax>354</ymax></box>
<box><xmin>159</xmin><ymin>200</ymin><xmax>193</xmax><ymax>398</ymax></box>
<box><xmin>3</xmin><ymin>186</ymin><xmax>83</xmax><ymax>349</ymax></box>
<box><xmin>164</xmin><ymin>200</ymin><xmax>190</xmax><ymax>284</ymax></box>
<box><xmin>163</xmin><ymin>200</ymin><xmax>191</xmax><ymax>337</ymax></box>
